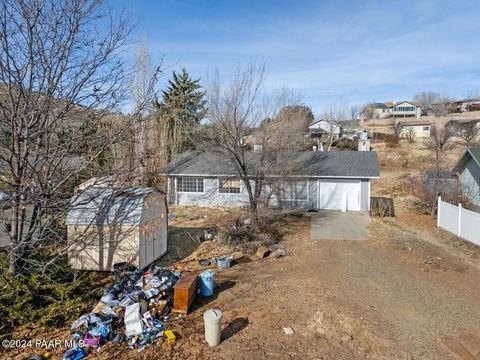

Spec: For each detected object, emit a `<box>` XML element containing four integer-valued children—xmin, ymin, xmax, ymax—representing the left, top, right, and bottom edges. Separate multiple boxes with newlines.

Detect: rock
<box><xmin>283</xmin><ymin>327</ymin><xmax>294</xmax><ymax>335</ymax></box>
<box><xmin>268</xmin><ymin>249</ymin><xmax>287</xmax><ymax>259</ymax></box>
<box><xmin>341</xmin><ymin>334</ymin><xmax>353</xmax><ymax>342</ymax></box>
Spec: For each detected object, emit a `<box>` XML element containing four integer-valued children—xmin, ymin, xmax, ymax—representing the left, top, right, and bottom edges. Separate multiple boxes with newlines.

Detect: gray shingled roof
<box><xmin>66</xmin><ymin>187</ymin><xmax>154</xmax><ymax>226</ymax></box>
<box><xmin>161</xmin><ymin>151</ymin><xmax>380</xmax><ymax>178</ymax></box>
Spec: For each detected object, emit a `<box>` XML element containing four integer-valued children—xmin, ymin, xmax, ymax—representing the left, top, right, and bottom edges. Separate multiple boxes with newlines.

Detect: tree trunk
<box><xmin>242</xmin><ymin>177</ymin><xmax>259</xmax><ymax>224</ymax></box>
<box><xmin>9</xmin><ymin>254</ymin><xmax>24</xmax><ymax>277</ymax></box>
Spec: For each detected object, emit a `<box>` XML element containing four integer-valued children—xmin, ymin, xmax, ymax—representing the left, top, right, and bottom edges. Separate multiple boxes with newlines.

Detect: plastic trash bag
<box><xmin>71</xmin><ymin>313</ymin><xmax>102</xmax><ymax>331</ymax></box>
<box><xmin>126</xmin><ymin>289</ymin><xmax>144</xmax><ymax>303</ymax></box>
<box><xmin>105</xmin><ymin>282</ymin><xmax>124</xmax><ymax>296</ymax></box>
<box><xmin>83</xmin><ymin>332</ymin><xmax>101</xmax><ymax>347</ymax></box>
<box><xmin>143</xmin><ymin>288</ymin><xmax>159</xmax><ymax>299</ymax></box>
<box><xmin>124</xmin><ymin>302</ymin><xmax>144</xmax><ymax>338</ymax></box>
<box><xmin>62</xmin><ymin>346</ymin><xmax>86</xmax><ymax>360</ymax></box>
<box><xmin>100</xmin><ymin>293</ymin><xmax>116</xmax><ymax>304</ymax></box>
<box><xmin>88</xmin><ymin>324</ymin><xmax>110</xmax><ymax>340</ymax></box>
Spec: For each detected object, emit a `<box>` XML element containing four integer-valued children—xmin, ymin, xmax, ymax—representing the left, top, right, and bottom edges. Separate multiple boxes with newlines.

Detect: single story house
<box><xmin>160</xmin><ymin>151</ymin><xmax>380</xmax><ymax>212</ymax></box>
<box><xmin>396</xmin><ymin>119</ymin><xmax>432</xmax><ymax>138</ymax></box>
<box><xmin>453</xmin><ymin>148</ymin><xmax>480</xmax><ymax>210</ymax></box>
<box><xmin>67</xmin><ymin>187</ymin><xmax>168</xmax><ymax>271</ymax></box>
<box><xmin>308</xmin><ymin>119</ymin><xmax>343</xmax><ymax>139</ymax></box>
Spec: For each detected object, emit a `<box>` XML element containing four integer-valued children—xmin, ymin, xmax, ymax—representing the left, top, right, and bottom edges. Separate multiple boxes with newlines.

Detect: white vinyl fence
<box><xmin>437</xmin><ymin>196</ymin><xmax>480</xmax><ymax>246</ymax></box>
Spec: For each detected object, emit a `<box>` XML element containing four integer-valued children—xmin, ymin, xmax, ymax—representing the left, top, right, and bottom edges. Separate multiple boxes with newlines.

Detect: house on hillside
<box><xmin>67</xmin><ymin>187</ymin><xmax>168</xmax><ymax>271</ymax></box>
<box><xmin>432</xmin><ymin>98</ymin><xmax>480</xmax><ymax>114</ymax></box>
<box><xmin>453</xmin><ymin>148</ymin><xmax>480</xmax><ymax>210</ymax></box>
<box><xmin>308</xmin><ymin>119</ymin><xmax>343</xmax><ymax>139</ymax></box>
<box><xmin>396</xmin><ymin>119</ymin><xmax>432</xmax><ymax>138</ymax></box>
<box><xmin>160</xmin><ymin>151</ymin><xmax>380</xmax><ymax>212</ymax></box>
<box><xmin>361</xmin><ymin>101</ymin><xmax>422</xmax><ymax>120</ymax></box>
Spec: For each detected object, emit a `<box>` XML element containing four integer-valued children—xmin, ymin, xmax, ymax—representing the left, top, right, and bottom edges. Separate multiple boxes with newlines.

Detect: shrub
<box><xmin>218</xmin><ymin>217</ymin><xmax>283</xmax><ymax>249</ymax></box>
<box><xmin>385</xmin><ymin>134</ymin><xmax>400</xmax><ymax>147</ymax></box>
<box><xmin>0</xmin><ymin>254</ymin><xmax>105</xmax><ymax>340</ymax></box>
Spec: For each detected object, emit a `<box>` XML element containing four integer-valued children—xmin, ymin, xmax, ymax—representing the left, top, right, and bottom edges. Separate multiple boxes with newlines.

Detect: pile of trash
<box><xmin>62</xmin><ymin>265</ymin><xmax>181</xmax><ymax>359</ymax></box>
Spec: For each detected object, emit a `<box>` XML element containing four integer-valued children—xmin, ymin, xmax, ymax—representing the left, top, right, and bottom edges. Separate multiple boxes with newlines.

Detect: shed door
<box><xmin>318</xmin><ymin>180</ymin><xmax>361</xmax><ymax>211</ymax></box>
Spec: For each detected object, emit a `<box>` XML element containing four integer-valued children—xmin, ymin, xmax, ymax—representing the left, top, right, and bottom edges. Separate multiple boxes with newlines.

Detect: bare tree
<box><xmin>429</xmin><ymin>125</ymin><xmax>454</xmax><ymax>151</ymax></box>
<box><xmin>201</xmin><ymin>64</ymin><xmax>303</xmax><ymax>222</ymax></box>
<box><xmin>405</xmin><ymin>126</ymin><xmax>416</xmax><ymax>143</ymax></box>
<box><xmin>0</xmin><ymin>0</ymin><xmax>160</xmax><ymax>275</ymax></box>
<box><xmin>129</xmin><ymin>38</ymin><xmax>162</xmax><ymax>183</ymax></box>
<box><xmin>349</xmin><ymin>105</ymin><xmax>360</xmax><ymax>122</ymax></box>
<box><xmin>360</xmin><ymin>103</ymin><xmax>376</xmax><ymax>120</ymax></box>
<box><xmin>424</xmin><ymin>125</ymin><xmax>454</xmax><ymax>216</ymax></box>
<box><xmin>453</xmin><ymin>121</ymin><xmax>479</xmax><ymax>144</ymax></box>
<box><xmin>392</xmin><ymin>120</ymin><xmax>403</xmax><ymax>140</ymax></box>
<box><xmin>431</xmin><ymin>97</ymin><xmax>455</xmax><ymax>117</ymax></box>
<box><xmin>413</xmin><ymin>91</ymin><xmax>440</xmax><ymax>114</ymax></box>
<box><xmin>256</xmin><ymin>102</ymin><xmax>312</xmax><ymax>152</ymax></box>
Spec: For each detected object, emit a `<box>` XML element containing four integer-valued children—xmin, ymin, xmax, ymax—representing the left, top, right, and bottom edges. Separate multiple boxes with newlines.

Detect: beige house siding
<box><xmin>401</xmin><ymin>124</ymin><xmax>431</xmax><ymax>138</ymax></box>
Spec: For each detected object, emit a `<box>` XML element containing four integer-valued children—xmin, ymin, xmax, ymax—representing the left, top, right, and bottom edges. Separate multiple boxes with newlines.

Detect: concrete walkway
<box><xmin>310</xmin><ymin>210</ymin><xmax>371</xmax><ymax>240</ymax></box>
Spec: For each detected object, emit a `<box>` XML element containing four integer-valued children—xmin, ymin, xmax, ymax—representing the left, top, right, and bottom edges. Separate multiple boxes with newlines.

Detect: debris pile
<box><xmin>63</xmin><ymin>265</ymin><xmax>181</xmax><ymax>359</ymax></box>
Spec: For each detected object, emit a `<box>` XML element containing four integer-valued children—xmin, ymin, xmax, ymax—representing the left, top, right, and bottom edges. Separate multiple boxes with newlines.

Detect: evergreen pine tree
<box><xmin>154</xmin><ymin>68</ymin><xmax>206</xmax><ymax>161</ymax></box>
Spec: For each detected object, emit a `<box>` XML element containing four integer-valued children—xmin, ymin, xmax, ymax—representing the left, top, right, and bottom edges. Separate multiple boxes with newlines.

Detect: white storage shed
<box><xmin>67</xmin><ymin>187</ymin><xmax>168</xmax><ymax>271</ymax></box>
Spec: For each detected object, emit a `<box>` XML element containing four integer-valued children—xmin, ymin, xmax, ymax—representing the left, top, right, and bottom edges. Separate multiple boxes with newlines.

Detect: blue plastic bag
<box><xmin>62</xmin><ymin>346</ymin><xmax>86</xmax><ymax>360</ymax></box>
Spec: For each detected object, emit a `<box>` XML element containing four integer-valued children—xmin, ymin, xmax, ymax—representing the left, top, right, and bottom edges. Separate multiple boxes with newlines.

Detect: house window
<box><xmin>177</xmin><ymin>177</ymin><xmax>204</xmax><ymax>193</ymax></box>
<box><xmin>423</xmin><ymin>126</ymin><xmax>430</xmax><ymax>131</ymax></box>
<box><xmin>282</xmin><ymin>181</ymin><xmax>308</xmax><ymax>201</ymax></box>
<box><xmin>219</xmin><ymin>179</ymin><xmax>241</xmax><ymax>194</ymax></box>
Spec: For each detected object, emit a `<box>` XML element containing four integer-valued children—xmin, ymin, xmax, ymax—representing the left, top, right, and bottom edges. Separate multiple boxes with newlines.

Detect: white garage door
<box><xmin>318</xmin><ymin>179</ymin><xmax>361</xmax><ymax>211</ymax></box>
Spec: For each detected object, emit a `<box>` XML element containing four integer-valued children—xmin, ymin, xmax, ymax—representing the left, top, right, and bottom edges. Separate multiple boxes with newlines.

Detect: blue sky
<box><xmin>115</xmin><ymin>0</ymin><xmax>480</xmax><ymax>114</ymax></box>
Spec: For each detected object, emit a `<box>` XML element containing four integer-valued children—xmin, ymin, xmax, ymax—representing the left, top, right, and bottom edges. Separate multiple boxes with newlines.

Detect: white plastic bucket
<box><xmin>203</xmin><ymin>309</ymin><xmax>223</xmax><ymax>346</ymax></box>
<box><xmin>216</xmin><ymin>256</ymin><xmax>232</xmax><ymax>270</ymax></box>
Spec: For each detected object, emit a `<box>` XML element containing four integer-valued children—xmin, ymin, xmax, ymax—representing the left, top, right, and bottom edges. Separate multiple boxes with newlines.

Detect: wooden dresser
<box><xmin>173</xmin><ymin>272</ymin><xmax>198</xmax><ymax>313</ymax></box>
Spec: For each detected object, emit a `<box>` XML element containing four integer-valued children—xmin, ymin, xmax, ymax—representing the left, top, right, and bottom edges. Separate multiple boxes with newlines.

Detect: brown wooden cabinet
<box><xmin>173</xmin><ymin>272</ymin><xmax>198</xmax><ymax>313</ymax></box>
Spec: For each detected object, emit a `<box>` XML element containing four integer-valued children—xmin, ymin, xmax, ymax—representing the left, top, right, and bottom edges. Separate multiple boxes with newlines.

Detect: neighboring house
<box><xmin>67</xmin><ymin>187</ymin><xmax>168</xmax><ymax>271</ymax></box>
<box><xmin>361</xmin><ymin>101</ymin><xmax>422</xmax><ymax>120</ymax></box>
<box><xmin>396</xmin><ymin>119</ymin><xmax>432</xmax><ymax>138</ymax></box>
<box><xmin>160</xmin><ymin>151</ymin><xmax>380</xmax><ymax>212</ymax></box>
<box><xmin>343</xmin><ymin>126</ymin><xmax>363</xmax><ymax>140</ymax></box>
<box><xmin>308</xmin><ymin>119</ymin><xmax>343</xmax><ymax>138</ymax></box>
<box><xmin>433</xmin><ymin>98</ymin><xmax>480</xmax><ymax>114</ymax></box>
<box><xmin>458</xmin><ymin>99</ymin><xmax>480</xmax><ymax>112</ymax></box>
<box><xmin>453</xmin><ymin>148</ymin><xmax>480</xmax><ymax>210</ymax></box>
<box><xmin>309</xmin><ymin>119</ymin><xmax>362</xmax><ymax>141</ymax></box>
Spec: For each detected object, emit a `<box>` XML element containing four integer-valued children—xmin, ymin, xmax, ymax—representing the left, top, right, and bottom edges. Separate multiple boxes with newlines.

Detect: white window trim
<box><xmin>217</xmin><ymin>178</ymin><xmax>242</xmax><ymax>195</ymax></box>
<box><xmin>281</xmin><ymin>180</ymin><xmax>309</xmax><ymax>201</ymax></box>
<box><xmin>176</xmin><ymin>177</ymin><xmax>206</xmax><ymax>194</ymax></box>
